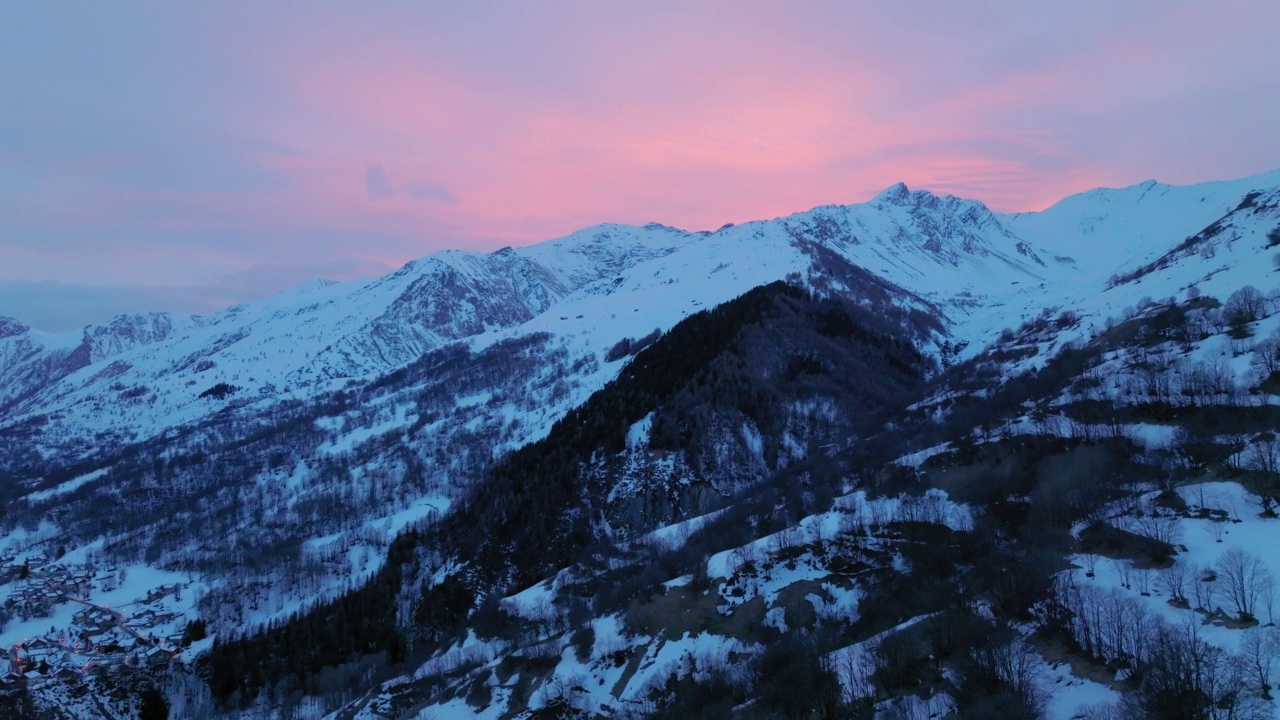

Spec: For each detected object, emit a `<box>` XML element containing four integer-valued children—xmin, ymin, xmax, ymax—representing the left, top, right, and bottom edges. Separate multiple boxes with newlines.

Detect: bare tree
<box><xmin>1249</xmin><ymin>437</ymin><xmax>1280</xmax><ymax>474</ymax></box>
<box><xmin>1226</xmin><ymin>285</ymin><xmax>1267</xmax><ymax>323</ymax></box>
<box><xmin>1263</xmin><ymin>575</ymin><xmax>1277</xmax><ymax>626</ymax></box>
<box><xmin>1047</xmin><ymin>580</ymin><xmax>1154</xmax><ymax>669</ymax></box>
<box><xmin>775</xmin><ymin>525</ymin><xmax>803</xmax><ymax>552</ymax></box>
<box><xmin>732</xmin><ymin>544</ymin><xmax>759</xmax><ymax>575</ymax></box>
<box><xmin>1133</xmin><ymin>512</ymin><xmax>1184</xmax><ymax>546</ymax></box>
<box><xmin>1205</xmin><ymin>307</ymin><xmax>1228</xmax><ymax>335</ymax></box>
<box><xmin>1160</xmin><ymin>560</ymin><xmax>1188</xmax><ymax>604</ymax></box>
<box><xmin>1082</xmin><ymin>553</ymin><xmax>1101</xmax><ymax>578</ymax></box>
<box><xmin>1267</xmin><ymin>287</ymin><xmax>1280</xmax><ymax>316</ymax></box>
<box><xmin>1244</xmin><ymin>437</ymin><xmax>1280</xmax><ymax>514</ymax></box>
<box><xmin>1134</xmin><ymin>568</ymin><xmax>1153</xmax><ymax>596</ymax></box>
<box><xmin>1225</xmin><ymin>431</ymin><xmax>1251</xmax><ymax>471</ymax></box>
<box><xmin>1191</xmin><ymin>563</ymin><xmax>1217</xmax><ymax>611</ymax></box>
<box><xmin>968</xmin><ymin>638</ymin><xmax>1048</xmax><ymax>716</ymax></box>
<box><xmin>1124</xmin><ymin>618</ymin><xmax>1266</xmax><ymax>719</ymax></box>
<box><xmin>1217</xmin><ymin>548</ymin><xmax>1272</xmax><ymax>620</ymax></box>
<box><xmin>1079</xmin><ymin>703</ymin><xmax>1123</xmax><ymax>720</ymax></box>
<box><xmin>831</xmin><ymin>646</ymin><xmax>876</xmax><ymax>710</ymax></box>
<box><xmin>1137</xmin><ymin>351</ymin><xmax>1176</xmax><ymax>402</ymax></box>
<box><xmin>1241</xmin><ymin>626</ymin><xmax>1279</xmax><ymax>699</ymax></box>
<box><xmin>1113</xmin><ymin>559</ymin><xmax>1133</xmax><ymax>590</ymax></box>
<box><xmin>1206</xmin><ymin>521</ymin><xmax>1227</xmax><ymax>544</ymax></box>
<box><xmin>1252</xmin><ymin>337</ymin><xmax>1280</xmax><ymax>377</ymax></box>
<box><xmin>838</xmin><ymin>508</ymin><xmax>866</xmax><ymax>538</ymax></box>
<box><xmin>1232</xmin><ymin>336</ymin><xmax>1253</xmax><ymax>357</ymax></box>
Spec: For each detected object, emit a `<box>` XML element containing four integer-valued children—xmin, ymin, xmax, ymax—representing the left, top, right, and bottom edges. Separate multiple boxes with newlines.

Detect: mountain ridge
<box><xmin>3</xmin><ymin>171</ymin><xmax>1278</xmax><ymax>464</ymax></box>
<box><xmin>3</xmin><ymin>168</ymin><xmax>1280</xmax><ymax>719</ymax></box>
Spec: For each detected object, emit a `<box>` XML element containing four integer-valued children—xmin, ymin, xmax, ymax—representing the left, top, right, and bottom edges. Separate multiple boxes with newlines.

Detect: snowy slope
<box><xmin>1</xmin><ymin>170</ymin><xmax>1276</xmax><ymax>520</ymax></box>
<box><xmin>1002</xmin><ymin>168</ymin><xmax>1280</xmax><ymax>281</ymax></box>
<box><xmin>3</xmin><ymin>168</ymin><xmax>1280</xmax><ymax>719</ymax></box>
<box><xmin>0</xmin><ymin>226</ymin><xmax>698</xmax><ymax>450</ymax></box>
<box><xmin>5</xmin><ymin>170</ymin><xmax>1279</xmax><ymax>466</ymax></box>
<box><xmin>0</xmin><ymin>186</ymin><xmax>1054</xmax><ymax>457</ymax></box>
<box><xmin>0</xmin><ymin>312</ymin><xmax>202</xmax><ymax>412</ymax></box>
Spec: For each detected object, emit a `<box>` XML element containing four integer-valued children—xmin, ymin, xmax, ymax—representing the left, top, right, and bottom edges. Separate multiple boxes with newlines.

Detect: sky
<box><xmin>1</xmin><ymin>1</ymin><xmax>1278</xmax><ymax>331</ymax></box>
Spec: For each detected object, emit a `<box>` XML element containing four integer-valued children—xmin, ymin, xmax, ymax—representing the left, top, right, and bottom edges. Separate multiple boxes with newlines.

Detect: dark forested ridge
<box><xmin>431</xmin><ymin>280</ymin><xmax>937</xmax><ymax>592</ymax></box>
<box><xmin>196</xmin><ymin>272</ymin><xmax>1280</xmax><ymax>718</ymax></box>
<box><xmin>203</xmin><ymin>280</ymin><xmax>939</xmax><ymax>706</ymax></box>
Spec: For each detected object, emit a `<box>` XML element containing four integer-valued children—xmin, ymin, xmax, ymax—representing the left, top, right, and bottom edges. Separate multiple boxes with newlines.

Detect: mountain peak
<box><xmin>0</xmin><ymin>315</ymin><xmax>29</xmax><ymax>339</ymax></box>
<box><xmin>870</xmin><ymin>182</ymin><xmax>973</xmax><ymax>215</ymax></box>
<box><xmin>873</xmin><ymin>181</ymin><xmax>912</xmax><ymax>205</ymax></box>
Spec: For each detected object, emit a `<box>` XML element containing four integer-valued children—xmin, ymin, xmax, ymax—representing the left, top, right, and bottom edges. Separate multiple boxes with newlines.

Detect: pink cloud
<box><xmin>8</xmin><ymin>1</ymin><xmax>1275</xmax><ymax>306</ymax></box>
<box><xmin>236</xmin><ymin>8</ymin><xmax>1139</xmax><ymax>260</ymax></box>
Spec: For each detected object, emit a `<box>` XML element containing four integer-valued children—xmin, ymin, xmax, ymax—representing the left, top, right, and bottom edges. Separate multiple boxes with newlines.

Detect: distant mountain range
<box><xmin>5</xmin><ymin>169</ymin><xmax>1275</xmax><ymax>458</ymax></box>
<box><xmin>2</xmin><ymin>168</ymin><xmax>1280</xmax><ymax>719</ymax></box>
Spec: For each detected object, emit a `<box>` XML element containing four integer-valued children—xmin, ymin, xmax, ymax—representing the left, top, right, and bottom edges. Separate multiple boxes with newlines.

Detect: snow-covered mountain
<box><xmin>1005</xmin><ymin>171</ymin><xmax>1280</xmax><ymax>281</ymax></box>
<box><xmin>0</xmin><ymin>311</ymin><xmax>205</xmax><ymax>413</ymax></box>
<box><xmin>3</xmin><ymin>168</ymin><xmax>1277</xmax><ymax>562</ymax></box>
<box><xmin>3</xmin><ymin>168</ymin><xmax>1280</xmax><ymax>720</ymax></box>
<box><xmin>7</xmin><ymin>169</ymin><xmax>1278</xmax><ymax>463</ymax></box>
<box><xmin>0</xmin><ymin>179</ymin><xmax>1061</xmax><ymax>456</ymax></box>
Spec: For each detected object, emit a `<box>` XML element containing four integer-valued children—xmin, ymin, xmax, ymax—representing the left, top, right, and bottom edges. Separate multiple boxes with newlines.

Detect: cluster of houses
<box><xmin>3</xmin><ymin>553</ymin><xmax>96</xmax><ymax>619</ymax></box>
<box><xmin>0</xmin><ymin>553</ymin><xmax>188</xmax><ymax>691</ymax></box>
<box><xmin>1</xmin><ymin>612</ymin><xmax>183</xmax><ymax>690</ymax></box>
<box><xmin>3</xmin><ymin>640</ymin><xmax>87</xmax><ymax>685</ymax></box>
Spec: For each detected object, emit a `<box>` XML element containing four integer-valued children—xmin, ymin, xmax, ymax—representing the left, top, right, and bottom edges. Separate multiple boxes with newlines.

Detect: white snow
<box><xmin>1039</xmin><ymin>650</ymin><xmax>1123</xmax><ymax>720</ymax></box>
<box><xmin>4</xmin><ymin>168</ymin><xmax>1280</xmax><ymax>717</ymax></box>
<box><xmin>25</xmin><ymin>468</ymin><xmax>109</xmax><ymax>502</ymax></box>
<box><xmin>625</xmin><ymin>412</ymin><xmax>653</xmax><ymax>450</ymax></box>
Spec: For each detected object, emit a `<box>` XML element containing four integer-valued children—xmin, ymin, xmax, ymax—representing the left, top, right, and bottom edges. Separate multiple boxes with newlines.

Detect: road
<box><xmin>62</xmin><ymin>595</ymin><xmax>163</xmax><ymax>652</ymax></box>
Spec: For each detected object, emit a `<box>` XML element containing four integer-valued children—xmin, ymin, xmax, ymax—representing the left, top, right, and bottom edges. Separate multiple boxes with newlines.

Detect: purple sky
<box><xmin>2</xmin><ymin>1</ymin><xmax>1278</xmax><ymax>330</ymax></box>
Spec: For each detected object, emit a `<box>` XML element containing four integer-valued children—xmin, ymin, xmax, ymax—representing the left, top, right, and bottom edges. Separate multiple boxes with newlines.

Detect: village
<box><xmin>0</xmin><ymin>549</ymin><xmax>191</xmax><ymax>691</ymax></box>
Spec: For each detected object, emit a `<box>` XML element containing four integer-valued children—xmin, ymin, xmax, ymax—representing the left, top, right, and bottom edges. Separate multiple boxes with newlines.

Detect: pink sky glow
<box><xmin>0</xmin><ymin>1</ymin><xmax>1277</xmax><ymax>329</ymax></box>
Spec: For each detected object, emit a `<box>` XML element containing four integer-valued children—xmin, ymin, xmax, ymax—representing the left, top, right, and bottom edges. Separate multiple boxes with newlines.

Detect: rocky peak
<box><xmin>82</xmin><ymin>312</ymin><xmax>203</xmax><ymax>364</ymax></box>
<box><xmin>872</xmin><ymin>181</ymin><xmax>912</xmax><ymax>205</ymax></box>
<box><xmin>0</xmin><ymin>316</ymin><xmax>30</xmax><ymax>340</ymax></box>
